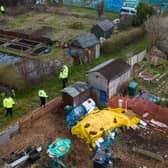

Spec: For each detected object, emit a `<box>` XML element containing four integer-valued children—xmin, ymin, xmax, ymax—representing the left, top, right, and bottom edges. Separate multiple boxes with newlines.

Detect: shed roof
<box><xmin>71</xmin><ymin>33</ymin><xmax>99</xmax><ymax>49</ymax></box>
<box><xmin>87</xmin><ymin>58</ymin><xmax>131</xmax><ymax>81</ymax></box>
<box><xmin>96</xmin><ymin>19</ymin><xmax>114</xmax><ymax>31</ymax></box>
<box><xmin>62</xmin><ymin>81</ymin><xmax>89</xmax><ymax>97</ymax></box>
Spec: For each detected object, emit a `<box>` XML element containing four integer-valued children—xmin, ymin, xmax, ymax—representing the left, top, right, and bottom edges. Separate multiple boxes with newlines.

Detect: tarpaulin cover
<box><xmin>105</xmin><ymin>0</ymin><xmax>123</xmax><ymax>11</ymax></box>
<box><xmin>108</xmin><ymin>96</ymin><xmax>168</xmax><ymax>125</ymax></box>
<box><xmin>71</xmin><ymin>107</ymin><xmax>140</xmax><ymax>147</ymax></box>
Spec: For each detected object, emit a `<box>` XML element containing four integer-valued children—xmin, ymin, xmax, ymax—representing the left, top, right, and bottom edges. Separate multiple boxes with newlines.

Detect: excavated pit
<box><xmin>6</xmin><ymin>44</ymin><xmax>29</xmax><ymax>51</ymax></box>
<box><xmin>0</xmin><ymin>30</ymin><xmax>53</xmax><ymax>56</ymax></box>
<box><xmin>18</xmin><ymin>39</ymin><xmax>40</xmax><ymax>46</ymax></box>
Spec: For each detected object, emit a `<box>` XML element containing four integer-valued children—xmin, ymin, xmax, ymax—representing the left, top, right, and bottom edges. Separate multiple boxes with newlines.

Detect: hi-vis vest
<box><xmin>0</xmin><ymin>6</ymin><xmax>5</xmax><ymax>12</ymax></box>
<box><xmin>59</xmin><ymin>65</ymin><xmax>69</xmax><ymax>79</ymax></box>
<box><xmin>38</xmin><ymin>90</ymin><xmax>48</xmax><ymax>98</ymax></box>
<box><xmin>3</xmin><ymin>97</ymin><xmax>15</xmax><ymax>108</ymax></box>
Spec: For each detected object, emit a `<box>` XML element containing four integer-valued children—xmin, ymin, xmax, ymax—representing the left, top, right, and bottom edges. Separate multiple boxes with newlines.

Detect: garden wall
<box><xmin>127</xmin><ymin>49</ymin><xmax>146</xmax><ymax>67</ymax></box>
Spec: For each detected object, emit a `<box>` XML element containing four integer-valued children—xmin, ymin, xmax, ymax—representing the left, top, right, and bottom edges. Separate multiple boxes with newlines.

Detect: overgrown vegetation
<box><xmin>101</xmin><ymin>28</ymin><xmax>145</xmax><ymax>55</ymax></box>
<box><xmin>68</xmin><ymin>21</ymin><xmax>84</xmax><ymax>29</ymax></box>
<box><xmin>132</xmin><ymin>3</ymin><xmax>156</xmax><ymax>26</ymax></box>
<box><xmin>145</xmin><ymin>15</ymin><xmax>168</xmax><ymax>47</ymax></box>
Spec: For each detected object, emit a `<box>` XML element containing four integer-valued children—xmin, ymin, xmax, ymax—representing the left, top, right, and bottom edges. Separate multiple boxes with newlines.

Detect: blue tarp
<box><xmin>105</xmin><ymin>0</ymin><xmax>123</xmax><ymax>11</ymax></box>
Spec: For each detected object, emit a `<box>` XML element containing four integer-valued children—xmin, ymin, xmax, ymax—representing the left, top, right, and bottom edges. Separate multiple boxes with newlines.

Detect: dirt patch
<box><xmin>0</xmin><ymin>107</ymin><xmax>168</xmax><ymax>168</ymax></box>
<box><xmin>6</xmin><ymin>5</ymin><xmax>33</xmax><ymax>16</ymax></box>
<box><xmin>31</xmin><ymin>26</ymin><xmax>55</xmax><ymax>37</ymax></box>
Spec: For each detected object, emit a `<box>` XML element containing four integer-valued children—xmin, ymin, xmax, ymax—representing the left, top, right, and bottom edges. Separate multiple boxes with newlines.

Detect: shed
<box><xmin>61</xmin><ymin>81</ymin><xmax>90</xmax><ymax>106</ymax></box>
<box><xmin>70</xmin><ymin>33</ymin><xmax>100</xmax><ymax>64</ymax></box>
<box><xmin>87</xmin><ymin>58</ymin><xmax>131</xmax><ymax>103</ymax></box>
<box><xmin>91</xmin><ymin>19</ymin><xmax>114</xmax><ymax>39</ymax></box>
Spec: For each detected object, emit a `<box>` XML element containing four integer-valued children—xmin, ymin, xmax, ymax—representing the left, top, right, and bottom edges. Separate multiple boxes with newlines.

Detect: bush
<box><xmin>0</xmin><ymin>64</ymin><xmax>26</xmax><ymax>90</ymax></box>
<box><xmin>132</xmin><ymin>3</ymin><xmax>156</xmax><ymax>26</ymax></box>
<box><xmin>69</xmin><ymin>22</ymin><xmax>84</xmax><ymax>29</ymax></box>
<box><xmin>101</xmin><ymin>28</ymin><xmax>145</xmax><ymax>55</ymax></box>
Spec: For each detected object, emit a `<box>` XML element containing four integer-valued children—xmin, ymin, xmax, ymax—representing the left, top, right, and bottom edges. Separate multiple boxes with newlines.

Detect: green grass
<box><xmin>0</xmin><ymin>36</ymin><xmax>147</xmax><ymax>130</ymax></box>
<box><xmin>162</xmin><ymin>10</ymin><xmax>168</xmax><ymax>16</ymax></box>
<box><xmin>70</xmin><ymin>6</ymin><xmax>118</xmax><ymax>19</ymax></box>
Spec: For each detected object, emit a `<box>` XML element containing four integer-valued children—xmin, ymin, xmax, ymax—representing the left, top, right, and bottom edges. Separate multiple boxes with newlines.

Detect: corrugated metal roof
<box><xmin>71</xmin><ymin>33</ymin><xmax>99</xmax><ymax>49</ymax></box>
<box><xmin>96</xmin><ymin>19</ymin><xmax>114</xmax><ymax>32</ymax></box>
<box><xmin>88</xmin><ymin>58</ymin><xmax>131</xmax><ymax>81</ymax></box>
<box><xmin>62</xmin><ymin>81</ymin><xmax>89</xmax><ymax>97</ymax></box>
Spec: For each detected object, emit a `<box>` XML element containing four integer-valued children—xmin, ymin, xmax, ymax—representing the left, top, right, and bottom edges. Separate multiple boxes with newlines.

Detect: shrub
<box><xmin>0</xmin><ymin>64</ymin><xmax>26</xmax><ymax>91</ymax></box>
<box><xmin>101</xmin><ymin>27</ymin><xmax>145</xmax><ymax>55</ymax></box>
<box><xmin>132</xmin><ymin>3</ymin><xmax>156</xmax><ymax>27</ymax></box>
<box><xmin>69</xmin><ymin>22</ymin><xmax>84</xmax><ymax>29</ymax></box>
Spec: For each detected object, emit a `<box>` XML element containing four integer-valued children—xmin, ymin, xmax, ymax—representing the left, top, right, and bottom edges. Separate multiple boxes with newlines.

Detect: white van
<box><xmin>120</xmin><ymin>7</ymin><xmax>137</xmax><ymax>17</ymax></box>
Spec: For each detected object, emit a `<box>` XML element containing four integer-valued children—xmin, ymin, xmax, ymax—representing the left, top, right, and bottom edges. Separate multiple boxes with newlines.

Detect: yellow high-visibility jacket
<box><xmin>3</xmin><ymin>97</ymin><xmax>15</xmax><ymax>108</ymax></box>
<box><xmin>38</xmin><ymin>90</ymin><xmax>48</xmax><ymax>98</ymax></box>
<box><xmin>59</xmin><ymin>65</ymin><xmax>69</xmax><ymax>79</ymax></box>
<box><xmin>0</xmin><ymin>6</ymin><xmax>5</xmax><ymax>12</ymax></box>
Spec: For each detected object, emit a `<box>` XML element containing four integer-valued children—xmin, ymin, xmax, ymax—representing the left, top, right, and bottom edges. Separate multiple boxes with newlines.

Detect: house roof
<box><xmin>87</xmin><ymin>58</ymin><xmax>131</xmax><ymax>81</ymax></box>
<box><xmin>62</xmin><ymin>81</ymin><xmax>89</xmax><ymax>97</ymax></box>
<box><xmin>71</xmin><ymin>33</ymin><xmax>99</xmax><ymax>49</ymax></box>
<box><xmin>96</xmin><ymin>19</ymin><xmax>114</xmax><ymax>31</ymax></box>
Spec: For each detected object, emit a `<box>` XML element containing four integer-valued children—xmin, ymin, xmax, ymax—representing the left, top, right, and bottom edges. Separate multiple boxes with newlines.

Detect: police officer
<box><xmin>38</xmin><ymin>88</ymin><xmax>48</xmax><ymax>107</ymax></box>
<box><xmin>3</xmin><ymin>96</ymin><xmax>15</xmax><ymax>117</ymax></box>
<box><xmin>0</xmin><ymin>5</ymin><xmax>5</xmax><ymax>14</ymax></box>
<box><xmin>59</xmin><ymin>65</ymin><xmax>69</xmax><ymax>88</ymax></box>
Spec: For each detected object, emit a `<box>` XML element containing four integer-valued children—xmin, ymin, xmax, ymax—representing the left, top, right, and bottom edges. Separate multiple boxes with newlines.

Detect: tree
<box><xmin>145</xmin><ymin>15</ymin><xmax>168</xmax><ymax>46</ymax></box>
<box><xmin>132</xmin><ymin>3</ymin><xmax>156</xmax><ymax>26</ymax></box>
<box><xmin>96</xmin><ymin>0</ymin><xmax>104</xmax><ymax>18</ymax></box>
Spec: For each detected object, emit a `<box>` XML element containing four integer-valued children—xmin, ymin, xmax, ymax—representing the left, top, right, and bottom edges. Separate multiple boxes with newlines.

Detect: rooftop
<box><xmin>71</xmin><ymin>33</ymin><xmax>99</xmax><ymax>49</ymax></box>
<box><xmin>88</xmin><ymin>58</ymin><xmax>131</xmax><ymax>81</ymax></box>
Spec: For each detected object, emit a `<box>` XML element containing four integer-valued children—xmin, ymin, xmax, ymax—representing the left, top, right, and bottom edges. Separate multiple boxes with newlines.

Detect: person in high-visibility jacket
<box><xmin>3</xmin><ymin>96</ymin><xmax>15</xmax><ymax>116</ymax></box>
<box><xmin>59</xmin><ymin>65</ymin><xmax>69</xmax><ymax>88</ymax></box>
<box><xmin>38</xmin><ymin>89</ymin><xmax>48</xmax><ymax>107</ymax></box>
<box><xmin>0</xmin><ymin>5</ymin><xmax>5</xmax><ymax>14</ymax></box>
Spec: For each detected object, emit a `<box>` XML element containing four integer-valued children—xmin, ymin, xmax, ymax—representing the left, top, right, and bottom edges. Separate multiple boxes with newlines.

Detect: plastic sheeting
<box><xmin>71</xmin><ymin>107</ymin><xmax>140</xmax><ymax>148</ymax></box>
<box><xmin>105</xmin><ymin>0</ymin><xmax>123</xmax><ymax>11</ymax></box>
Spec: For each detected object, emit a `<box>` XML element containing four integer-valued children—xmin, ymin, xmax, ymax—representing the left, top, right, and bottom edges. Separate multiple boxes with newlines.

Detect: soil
<box><xmin>31</xmin><ymin>26</ymin><xmax>54</xmax><ymax>37</ymax></box>
<box><xmin>0</xmin><ymin>108</ymin><xmax>167</xmax><ymax>168</ymax></box>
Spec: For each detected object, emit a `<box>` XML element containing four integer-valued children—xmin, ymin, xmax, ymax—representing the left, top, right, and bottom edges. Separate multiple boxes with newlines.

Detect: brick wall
<box><xmin>19</xmin><ymin>96</ymin><xmax>62</xmax><ymax>131</ymax></box>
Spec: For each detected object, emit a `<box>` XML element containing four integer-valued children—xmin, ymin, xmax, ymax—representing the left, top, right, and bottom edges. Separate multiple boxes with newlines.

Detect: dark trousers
<box><xmin>40</xmin><ymin>97</ymin><xmax>46</xmax><ymax>107</ymax></box>
<box><xmin>5</xmin><ymin>108</ymin><xmax>13</xmax><ymax>117</ymax></box>
<box><xmin>61</xmin><ymin>78</ymin><xmax>68</xmax><ymax>89</ymax></box>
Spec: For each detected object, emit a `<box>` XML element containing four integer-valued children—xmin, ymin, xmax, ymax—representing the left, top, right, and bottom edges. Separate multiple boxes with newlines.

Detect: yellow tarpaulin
<box><xmin>71</xmin><ymin>107</ymin><xmax>140</xmax><ymax>148</ymax></box>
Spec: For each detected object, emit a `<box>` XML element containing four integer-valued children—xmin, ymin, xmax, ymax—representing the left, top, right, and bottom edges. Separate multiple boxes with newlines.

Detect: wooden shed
<box><xmin>91</xmin><ymin>19</ymin><xmax>114</xmax><ymax>39</ymax></box>
<box><xmin>61</xmin><ymin>81</ymin><xmax>90</xmax><ymax>106</ymax></box>
<box><xmin>70</xmin><ymin>33</ymin><xmax>100</xmax><ymax>64</ymax></box>
<box><xmin>87</xmin><ymin>58</ymin><xmax>131</xmax><ymax>103</ymax></box>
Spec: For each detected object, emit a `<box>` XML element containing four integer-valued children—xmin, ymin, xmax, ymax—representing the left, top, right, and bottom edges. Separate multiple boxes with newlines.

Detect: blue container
<box><xmin>100</xmin><ymin>91</ymin><xmax>107</xmax><ymax>103</ymax></box>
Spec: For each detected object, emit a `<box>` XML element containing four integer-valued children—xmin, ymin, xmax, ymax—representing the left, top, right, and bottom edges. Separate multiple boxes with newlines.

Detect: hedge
<box><xmin>101</xmin><ymin>28</ymin><xmax>145</xmax><ymax>55</ymax></box>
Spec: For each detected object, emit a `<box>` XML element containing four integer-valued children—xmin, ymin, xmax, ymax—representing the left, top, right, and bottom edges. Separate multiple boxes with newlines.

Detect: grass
<box><xmin>70</xmin><ymin>6</ymin><xmax>119</xmax><ymax>20</ymax></box>
<box><xmin>0</xmin><ymin>36</ymin><xmax>147</xmax><ymax>130</ymax></box>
